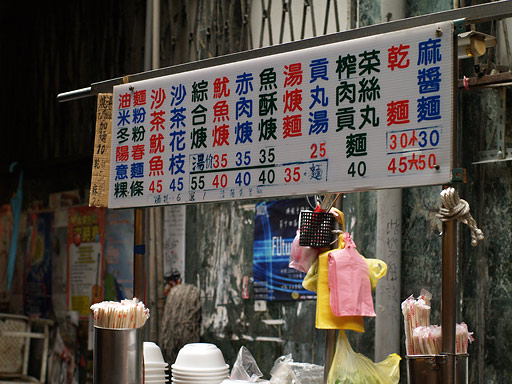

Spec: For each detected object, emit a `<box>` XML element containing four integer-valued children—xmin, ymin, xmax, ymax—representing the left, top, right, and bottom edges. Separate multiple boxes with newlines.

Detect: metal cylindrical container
<box><xmin>406</xmin><ymin>354</ymin><xmax>468</xmax><ymax>384</ymax></box>
<box><xmin>93</xmin><ymin>326</ymin><xmax>143</xmax><ymax>384</ymax></box>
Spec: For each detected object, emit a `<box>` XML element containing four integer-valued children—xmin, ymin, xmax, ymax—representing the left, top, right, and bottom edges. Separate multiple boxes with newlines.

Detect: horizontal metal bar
<box><xmin>1</xmin><ymin>331</ymin><xmax>46</xmax><ymax>339</ymax></box>
<box><xmin>474</xmin><ymin>148</ymin><xmax>512</xmax><ymax>164</ymax></box>
<box><xmin>458</xmin><ymin>72</ymin><xmax>512</xmax><ymax>88</ymax></box>
<box><xmin>58</xmin><ymin>0</ymin><xmax>512</xmax><ymax>101</ymax></box>
<box><xmin>57</xmin><ymin>87</ymin><xmax>92</xmax><ymax>102</ymax></box>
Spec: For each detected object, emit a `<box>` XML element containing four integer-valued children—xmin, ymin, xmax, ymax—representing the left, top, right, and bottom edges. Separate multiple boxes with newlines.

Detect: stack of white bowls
<box><xmin>144</xmin><ymin>342</ymin><xmax>169</xmax><ymax>383</ymax></box>
<box><xmin>171</xmin><ymin>343</ymin><xmax>229</xmax><ymax>384</ymax></box>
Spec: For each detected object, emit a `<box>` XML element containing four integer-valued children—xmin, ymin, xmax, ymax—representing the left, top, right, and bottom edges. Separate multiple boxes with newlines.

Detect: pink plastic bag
<box><xmin>328</xmin><ymin>232</ymin><xmax>376</xmax><ymax>317</ymax></box>
<box><xmin>289</xmin><ymin>230</ymin><xmax>319</xmax><ymax>273</ymax></box>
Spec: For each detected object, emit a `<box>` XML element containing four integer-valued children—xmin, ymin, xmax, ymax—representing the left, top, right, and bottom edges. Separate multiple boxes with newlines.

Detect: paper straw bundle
<box><xmin>411</xmin><ymin>324</ymin><xmax>474</xmax><ymax>355</ymax></box>
<box><xmin>412</xmin><ymin>326</ymin><xmax>441</xmax><ymax>355</ymax></box>
<box><xmin>91</xmin><ymin>298</ymin><xmax>150</xmax><ymax>329</ymax></box>
<box><xmin>456</xmin><ymin>323</ymin><xmax>474</xmax><ymax>354</ymax></box>
<box><xmin>402</xmin><ymin>290</ymin><xmax>474</xmax><ymax>355</ymax></box>
<box><xmin>401</xmin><ymin>290</ymin><xmax>432</xmax><ymax>355</ymax></box>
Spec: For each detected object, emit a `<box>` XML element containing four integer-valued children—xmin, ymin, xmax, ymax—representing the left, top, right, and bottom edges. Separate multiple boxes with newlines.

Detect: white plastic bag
<box><xmin>289</xmin><ymin>230</ymin><xmax>319</xmax><ymax>273</ymax></box>
<box><xmin>231</xmin><ymin>346</ymin><xmax>264</xmax><ymax>382</ymax></box>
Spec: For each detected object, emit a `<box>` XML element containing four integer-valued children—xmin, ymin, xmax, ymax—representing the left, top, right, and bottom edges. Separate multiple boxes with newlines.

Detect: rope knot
<box><xmin>436</xmin><ymin>187</ymin><xmax>484</xmax><ymax>246</ymax></box>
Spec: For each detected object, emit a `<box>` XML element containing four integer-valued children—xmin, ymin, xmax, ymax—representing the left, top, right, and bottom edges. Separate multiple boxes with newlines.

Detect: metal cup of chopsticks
<box><xmin>91</xmin><ymin>299</ymin><xmax>149</xmax><ymax>384</ymax></box>
<box><xmin>94</xmin><ymin>326</ymin><xmax>144</xmax><ymax>384</ymax></box>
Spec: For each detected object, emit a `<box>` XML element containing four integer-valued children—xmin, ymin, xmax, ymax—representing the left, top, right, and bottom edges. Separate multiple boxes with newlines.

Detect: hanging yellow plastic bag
<box><xmin>327</xmin><ymin>331</ymin><xmax>401</xmax><ymax>384</ymax></box>
<box><xmin>302</xmin><ymin>258</ymin><xmax>319</xmax><ymax>293</ymax></box>
<box><xmin>365</xmin><ymin>258</ymin><xmax>387</xmax><ymax>291</ymax></box>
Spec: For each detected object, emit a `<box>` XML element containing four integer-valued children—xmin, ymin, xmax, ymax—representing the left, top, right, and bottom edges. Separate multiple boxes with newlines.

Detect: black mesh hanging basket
<box><xmin>299</xmin><ymin>210</ymin><xmax>335</xmax><ymax>248</ymax></box>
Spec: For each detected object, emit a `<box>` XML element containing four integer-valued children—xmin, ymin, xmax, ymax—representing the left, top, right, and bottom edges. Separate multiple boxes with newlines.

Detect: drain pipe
<box><xmin>374</xmin><ymin>0</ymin><xmax>405</xmax><ymax>363</ymax></box>
<box><xmin>375</xmin><ymin>189</ymin><xmax>402</xmax><ymax>361</ymax></box>
<box><xmin>153</xmin><ymin>0</ymin><xmax>160</xmax><ymax>69</ymax></box>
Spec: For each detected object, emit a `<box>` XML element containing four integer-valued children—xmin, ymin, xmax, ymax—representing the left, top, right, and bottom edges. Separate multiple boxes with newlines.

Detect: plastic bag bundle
<box><xmin>327</xmin><ymin>331</ymin><xmax>401</xmax><ymax>384</ymax></box>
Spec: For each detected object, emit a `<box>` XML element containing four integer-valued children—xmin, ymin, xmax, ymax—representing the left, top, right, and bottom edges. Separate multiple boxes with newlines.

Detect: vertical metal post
<box><xmin>134</xmin><ymin>208</ymin><xmax>146</xmax><ymax>302</ymax></box>
<box><xmin>322</xmin><ymin>193</ymin><xmax>342</xmax><ymax>384</ymax></box>
<box><xmin>441</xmin><ymin>219</ymin><xmax>456</xmax><ymax>384</ymax></box>
<box><xmin>441</xmin><ymin>21</ymin><xmax>460</xmax><ymax>384</ymax></box>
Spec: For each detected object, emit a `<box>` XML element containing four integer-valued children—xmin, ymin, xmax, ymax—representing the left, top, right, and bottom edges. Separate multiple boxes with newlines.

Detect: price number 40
<box><xmin>348</xmin><ymin>162</ymin><xmax>366</xmax><ymax>177</ymax></box>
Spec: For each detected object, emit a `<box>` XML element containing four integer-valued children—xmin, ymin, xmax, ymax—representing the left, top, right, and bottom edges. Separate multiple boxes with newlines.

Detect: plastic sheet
<box><xmin>270</xmin><ymin>354</ymin><xmax>323</xmax><ymax>384</ymax></box>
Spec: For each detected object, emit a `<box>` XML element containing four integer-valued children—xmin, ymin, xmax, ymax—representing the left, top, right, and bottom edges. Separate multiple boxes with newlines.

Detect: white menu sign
<box><xmin>109</xmin><ymin>22</ymin><xmax>453</xmax><ymax>208</ymax></box>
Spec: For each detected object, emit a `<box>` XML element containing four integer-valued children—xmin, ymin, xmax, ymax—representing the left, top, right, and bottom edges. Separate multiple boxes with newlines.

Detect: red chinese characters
<box><xmin>212</xmin><ymin>77</ymin><xmax>231</xmax><ymax>146</ymax></box>
<box><xmin>283</xmin><ymin>63</ymin><xmax>303</xmax><ymax>138</ymax></box>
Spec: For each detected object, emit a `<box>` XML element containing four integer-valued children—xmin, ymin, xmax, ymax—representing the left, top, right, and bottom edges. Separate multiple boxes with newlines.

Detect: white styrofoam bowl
<box><xmin>144</xmin><ymin>342</ymin><xmax>166</xmax><ymax>364</ymax></box>
<box><xmin>174</xmin><ymin>343</ymin><xmax>226</xmax><ymax>369</ymax></box>
<box><xmin>172</xmin><ymin>372</ymin><xmax>228</xmax><ymax>381</ymax></box>
<box><xmin>171</xmin><ymin>364</ymin><xmax>229</xmax><ymax>374</ymax></box>
<box><xmin>172</xmin><ymin>377</ymin><xmax>225</xmax><ymax>384</ymax></box>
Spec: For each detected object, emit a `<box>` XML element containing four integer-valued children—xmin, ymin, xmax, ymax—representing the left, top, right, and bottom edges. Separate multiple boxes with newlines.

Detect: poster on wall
<box><xmin>24</xmin><ymin>212</ymin><xmax>53</xmax><ymax>318</ymax></box>
<box><xmin>253</xmin><ymin>198</ymin><xmax>316</xmax><ymax>301</ymax></box>
<box><xmin>0</xmin><ymin>206</ymin><xmax>12</xmax><ymax>296</ymax></box>
<box><xmin>109</xmin><ymin>22</ymin><xmax>453</xmax><ymax>209</ymax></box>
<box><xmin>163</xmin><ymin>205</ymin><xmax>186</xmax><ymax>288</ymax></box>
<box><xmin>67</xmin><ymin>207</ymin><xmax>105</xmax><ymax>319</ymax></box>
<box><xmin>104</xmin><ymin>209</ymin><xmax>134</xmax><ymax>300</ymax></box>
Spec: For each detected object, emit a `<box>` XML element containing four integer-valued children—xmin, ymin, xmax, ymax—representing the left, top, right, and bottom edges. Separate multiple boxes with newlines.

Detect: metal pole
<box><xmin>322</xmin><ymin>193</ymin><xmax>342</xmax><ymax>384</ymax></box>
<box><xmin>133</xmin><ymin>0</ymin><xmax>154</xmax><ymax>306</ymax></box>
<box><xmin>134</xmin><ymin>208</ymin><xmax>146</xmax><ymax>302</ymax></box>
<box><xmin>323</xmin><ymin>329</ymin><xmax>336</xmax><ymax>383</ymax></box>
<box><xmin>441</xmin><ymin>19</ymin><xmax>460</xmax><ymax>384</ymax></box>
<box><xmin>441</xmin><ymin>219</ymin><xmax>456</xmax><ymax>384</ymax></box>
<box><xmin>144</xmin><ymin>0</ymin><xmax>153</xmax><ymax>71</ymax></box>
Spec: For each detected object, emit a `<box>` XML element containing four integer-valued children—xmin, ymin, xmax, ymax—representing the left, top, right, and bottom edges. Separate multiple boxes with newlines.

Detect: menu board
<box><xmin>109</xmin><ymin>22</ymin><xmax>453</xmax><ymax>208</ymax></box>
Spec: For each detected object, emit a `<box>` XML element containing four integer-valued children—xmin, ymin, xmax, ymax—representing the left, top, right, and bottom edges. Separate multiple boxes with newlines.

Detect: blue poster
<box><xmin>24</xmin><ymin>212</ymin><xmax>53</xmax><ymax>318</ymax></box>
<box><xmin>104</xmin><ymin>209</ymin><xmax>134</xmax><ymax>300</ymax></box>
<box><xmin>253</xmin><ymin>198</ymin><xmax>316</xmax><ymax>301</ymax></box>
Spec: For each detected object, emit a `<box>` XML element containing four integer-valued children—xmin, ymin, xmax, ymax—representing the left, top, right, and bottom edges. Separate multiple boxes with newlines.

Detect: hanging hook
<box><xmin>329</xmin><ymin>207</ymin><xmax>345</xmax><ymax>232</ymax></box>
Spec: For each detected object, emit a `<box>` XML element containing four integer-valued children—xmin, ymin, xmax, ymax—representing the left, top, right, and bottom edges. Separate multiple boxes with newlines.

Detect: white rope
<box><xmin>436</xmin><ymin>187</ymin><xmax>484</xmax><ymax>247</ymax></box>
